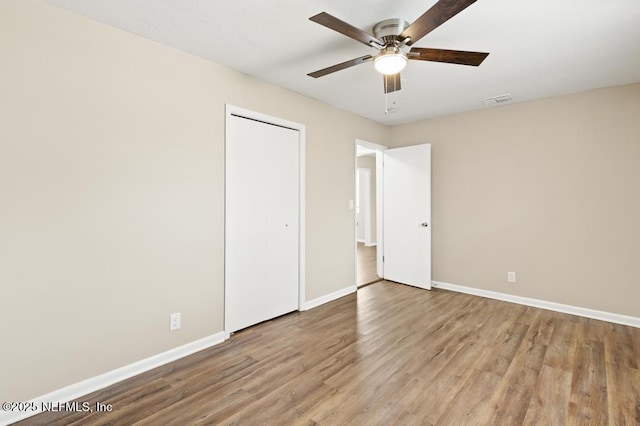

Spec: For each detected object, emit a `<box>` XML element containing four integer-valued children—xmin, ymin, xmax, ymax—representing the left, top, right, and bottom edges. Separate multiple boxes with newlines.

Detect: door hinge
<box><xmin>382</xmin><ymin>256</ymin><xmax>385</xmax><ymax>262</ymax></box>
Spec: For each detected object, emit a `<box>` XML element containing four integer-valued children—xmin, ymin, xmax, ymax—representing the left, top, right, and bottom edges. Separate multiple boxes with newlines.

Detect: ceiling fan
<box><xmin>307</xmin><ymin>0</ymin><xmax>489</xmax><ymax>94</ymax></box>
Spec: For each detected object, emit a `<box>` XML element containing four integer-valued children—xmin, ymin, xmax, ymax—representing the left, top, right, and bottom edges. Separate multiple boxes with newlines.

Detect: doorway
<box><xmin>355</xmin><ymin>140</ymin><xmax>385</xmax><ymax>287</ymax></box>
<box><xmin>354</xmin><ymin>140</ymin><xmax>432</xmax><ymax>290</ymax></box>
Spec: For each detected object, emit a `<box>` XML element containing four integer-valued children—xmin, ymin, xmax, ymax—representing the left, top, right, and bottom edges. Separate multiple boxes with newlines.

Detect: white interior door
<box><xmin>383</xmin><ymin>144</ymin><xmax>431</xmax><ymax>289</ymax></box>
<box><xmin>226</xmin><ymin>114</ymin><xmax>299</xmax><ymax>333</ymax></box>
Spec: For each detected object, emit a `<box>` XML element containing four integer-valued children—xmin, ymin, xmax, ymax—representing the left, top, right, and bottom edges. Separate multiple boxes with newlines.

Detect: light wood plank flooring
<box><xmin>19</xmin><ymin>281</ymin><xmax>640</xmax><ymax>425</ymax></box>
<box><xmin>356</xmin><ymin>242</ymin><xmax>379</xmax><ymax>287</ymax></box>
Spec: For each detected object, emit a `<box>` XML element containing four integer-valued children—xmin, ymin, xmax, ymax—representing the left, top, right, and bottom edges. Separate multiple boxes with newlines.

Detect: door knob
<box><xmin>421</xmin><ymin>222</ymin><xmax>429</xmax><ymax>227</ymax></box>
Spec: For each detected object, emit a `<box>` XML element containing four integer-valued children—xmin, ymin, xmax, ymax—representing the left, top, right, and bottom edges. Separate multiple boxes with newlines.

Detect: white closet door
<box><xmin>226</xmin><ymin>115</ymin><xmax>299</xmax><ymax>333</ymax></box>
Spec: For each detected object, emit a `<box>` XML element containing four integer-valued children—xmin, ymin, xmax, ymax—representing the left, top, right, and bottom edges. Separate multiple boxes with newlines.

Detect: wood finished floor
<box><xmin>19</xmin><ymin>281</ymin><xmax>640</xmax><ymax>425</ymax></box>
<box><xmin>356</xmin><ymin>242</ymin><xmax>379</xmax><ymax>287</ymax></box>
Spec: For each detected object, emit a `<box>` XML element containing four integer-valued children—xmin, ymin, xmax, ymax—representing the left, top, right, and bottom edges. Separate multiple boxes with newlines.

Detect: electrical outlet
<box><xmin>507</xmin><ymin>272</ymin><xmax>517</xmax><ymax>283</ymax></box>
<box><xmin>170</xmin><ymin>313</ymin><xmax>181</xmax><ymax>331</ymax></box>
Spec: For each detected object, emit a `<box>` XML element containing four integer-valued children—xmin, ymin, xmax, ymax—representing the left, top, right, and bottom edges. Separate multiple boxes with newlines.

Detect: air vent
<box><xmin>482</xmin><ymin>94</ymin><xmax>512</xmax><ymax>106</ymax></box>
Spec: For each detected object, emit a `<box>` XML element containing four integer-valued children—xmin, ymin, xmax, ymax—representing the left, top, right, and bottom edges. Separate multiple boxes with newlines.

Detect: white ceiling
<box><xmin>44</xmin><ymin>0</ymin><xmax>640</xmax><ymax>125</ymax></box>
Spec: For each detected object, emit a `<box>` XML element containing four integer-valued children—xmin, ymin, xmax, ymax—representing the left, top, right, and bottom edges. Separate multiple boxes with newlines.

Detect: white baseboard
<box><xmin>365</xmin><ymin>241</ymin><xmax>377</xmax><ymax>247</ymax></box>
<box><xmin>1</xmin><ymin>332</ymin><xmax>226</xmax><ymax>425</ymax></box>
<box><xmin>302</xmin><ymin>285</ymin><xmax>357</xmax><ymax>311</ymax></box>
<box><xmin>432</xmin><ymin>281</ymin><xmax>640</xmax><ymax>329</ymax></box>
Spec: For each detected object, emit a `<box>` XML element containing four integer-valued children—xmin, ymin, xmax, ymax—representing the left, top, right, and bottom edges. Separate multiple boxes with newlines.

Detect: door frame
<box><xmin>355</xmin><ymin>139</ymin><xmax>387</xmax><ymax>281</ymax></box>
<box><xmin>224</xmin><ymin>105</ymin><xmax>306</xmax><ymax>338</ymax></box>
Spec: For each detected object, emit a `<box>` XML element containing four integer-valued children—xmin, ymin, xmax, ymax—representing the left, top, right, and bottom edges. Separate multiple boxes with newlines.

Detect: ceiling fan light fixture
<box><xmin>374</xmin><ymin>52</ymin><xmax>407</xmax><ymax>75</ymax></box>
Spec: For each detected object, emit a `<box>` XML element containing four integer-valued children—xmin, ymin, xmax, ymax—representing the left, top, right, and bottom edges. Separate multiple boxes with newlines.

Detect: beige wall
<box><xmin>0</xmin><ymin>0</ymin><xmax>388</xmax><ymax>402</ymax></box>
<box><xmin>390</xmin><ymin>83</ymin><xmax>640</xmax><ymax>318</ymax></box>
<box><xmin>356</xmin><ymin>155</ymin><xmax>377</xmax><ymax>243</ymax></box>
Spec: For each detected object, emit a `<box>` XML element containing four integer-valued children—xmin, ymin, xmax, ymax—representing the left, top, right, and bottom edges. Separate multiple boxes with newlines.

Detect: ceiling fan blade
<box><xmin>308</xmin><ymin>55</ymin><xmax>373</xmax><ymax>78</ymax></box>
<box><xmin>310</xmin><ymin>12</ymin><xmax>385</xmax><ymax>48</ymax></box>
<box><xmin>409</xmin><ymin>47</ymin><xmax>489</xmax><ymax>66</ymax></box>
<box><xmin>400</xmin><ymin>0</ymin><xmax>477</xmax><ymax>46</ymax></box>
<box><xmin>383</xmin><ymin>73</ymin><xmax>401</xmax><ymax>93</ymax></box>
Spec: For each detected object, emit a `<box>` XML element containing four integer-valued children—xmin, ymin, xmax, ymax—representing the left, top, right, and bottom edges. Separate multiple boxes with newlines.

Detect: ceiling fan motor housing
<box><xmin>373</xmin><ymin>19</ymin><xmax>410</xmax><ymax>45</ymax></box>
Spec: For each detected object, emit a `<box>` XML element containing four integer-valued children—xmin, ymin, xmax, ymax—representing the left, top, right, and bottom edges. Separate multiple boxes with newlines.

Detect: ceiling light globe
<box><xmin>374</xmin><ymin>53</ymin><xmax>408</xmax><ymax>75</ymax></box>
